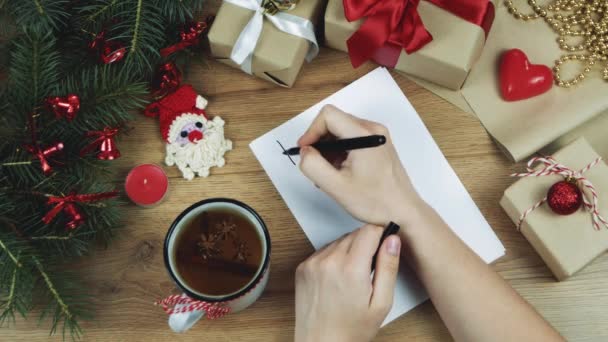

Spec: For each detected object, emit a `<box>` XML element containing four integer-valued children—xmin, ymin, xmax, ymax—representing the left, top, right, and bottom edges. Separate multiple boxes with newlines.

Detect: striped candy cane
<box><xmin>511</xmin><ymin>156</ymin><xmax>608</xmax><ymax>231</ymax></box>
<box><xmin>156</xmin><ymin>294</ymin><xmax>231</xmax><ymax>320</ymax></box>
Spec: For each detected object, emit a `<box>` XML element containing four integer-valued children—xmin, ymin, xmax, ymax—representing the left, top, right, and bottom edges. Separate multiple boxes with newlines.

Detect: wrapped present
<box><xmin>324</xmin><ymin>0</ymin><xmax>498</xmax><ymax>90</ymax></box>
<box><xmin>208</xmin><ymin>0</ymin><xmax>322</xmax><ymax>87</ymax></box>
<box><xmin>500</xmin><ymin>138</ymin><xmax>608</xmax><ymax>280</ymax></box>
<box><xmin>406</xmin><ymin>2</ymin><xmax>608</xmax><ymax>162</ymax></box>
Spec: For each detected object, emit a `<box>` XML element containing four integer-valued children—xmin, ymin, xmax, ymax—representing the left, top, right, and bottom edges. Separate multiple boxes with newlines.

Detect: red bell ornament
<box><xmin>63</xmin><ymin>203</ymin><xmax>86</xmax><ymax>230</ymax></box>
<box><xmin>547</xmin><ymin>180</ymin><xmax>583</xmax><ymax>215</ymax></box>
<box><xmin>46</xmin><ymin>94</ymin><xmax>80</xmax><ymax>121</ymax></box>
<box><xmin>80</xmin><ymin>127</ymin><xmax>121</xmax><ymax>160</ymax></box>
<box><xmin>25</xmin><ymin>142</ymin><xmax>64</xmax><ymax>175</ymax></box>
<box><xmin>151</xmin><ymin>62</ymin><xmax>182</xmax><ymax>96</ymax></box>
<box><xmin>159</xmin><ymin>17</ymin><xmax>213</xmax><ymax>57</ymax></box>
<box><xmin>101</xmin><ymin>40</ymin><xmax>126</xmax><ymax>64</ymax></box>
<box><xmin>98</xmin><ymin>134</ymin><xmax>121</xmax><ymax>160</ymax></box>
<box><xmin>89</xmin><ymin>30</ymin><xmax>126</xmax><ymax>64</ymax></box>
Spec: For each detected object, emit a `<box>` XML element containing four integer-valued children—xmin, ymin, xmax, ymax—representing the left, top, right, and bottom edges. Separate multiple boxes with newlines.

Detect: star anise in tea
<box><xmin>232</xmin><ymin>238</ymin><xmax>251</xmax><ymax>263</ymax></box>
<box><xmin>214</xmin><ymin>219</ymin><xmax>237</xmax><ymax>240</ymax></box>
<box><xmin>197</xmin><ymin>233</ymin><xmax>220</xmax><ymax>260</ymax></box>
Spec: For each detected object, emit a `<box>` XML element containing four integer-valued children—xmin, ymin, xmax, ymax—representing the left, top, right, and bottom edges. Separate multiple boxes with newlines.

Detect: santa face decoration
<box><xmin>144</xmin><ymin>85</ymin><xmax>232</xmax><ymax>180</ymax></box>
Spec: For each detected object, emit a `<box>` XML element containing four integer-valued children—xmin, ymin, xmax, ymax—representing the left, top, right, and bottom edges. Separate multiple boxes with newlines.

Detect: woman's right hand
<box><xmin>298</xmin><ymin>105</ymin><xmax>424</xmax><ymax>227</ymax></box>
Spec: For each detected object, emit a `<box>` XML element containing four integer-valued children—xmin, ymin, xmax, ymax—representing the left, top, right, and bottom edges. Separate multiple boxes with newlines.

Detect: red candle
<box><xmin>125</xmin><ymin>164</ymin><xmax>169</xmax><ymax>207</ymax></box>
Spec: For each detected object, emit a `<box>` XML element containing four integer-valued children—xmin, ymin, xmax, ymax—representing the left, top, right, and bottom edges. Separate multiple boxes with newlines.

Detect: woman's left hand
<box><xmin>294</xmin><ymin>225</ymin><xmax>401</xmax><ymax>342</ymax></box>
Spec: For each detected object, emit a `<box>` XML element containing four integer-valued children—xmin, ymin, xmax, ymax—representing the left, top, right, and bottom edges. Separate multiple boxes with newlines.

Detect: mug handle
<box><xmin>168</xmin><ymin>300</ymin><xmax>206</xmax><ymax>333</ymax></box>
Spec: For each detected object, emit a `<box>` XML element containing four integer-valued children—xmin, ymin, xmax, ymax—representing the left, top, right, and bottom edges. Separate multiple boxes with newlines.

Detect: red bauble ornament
<box><xmin>500</xmin><ymin>49</ymin><xmax>553</xmax><ymax>101</ymax></box>
<box><xmin>547</xmin><ymin>180</ymin><xmax>583</xmax><ymax>215</ymax></box>
<box><xmin>46</xmin><ymin>94</ymin><xmax>80</xmax><ymax>121</ymax></box>
<box><xmin>151</xmin><ymin>62</ymin><xmax>182</xmax><ymax>96</ymax></box>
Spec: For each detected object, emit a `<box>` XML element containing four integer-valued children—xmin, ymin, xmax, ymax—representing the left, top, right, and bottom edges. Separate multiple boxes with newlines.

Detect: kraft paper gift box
<box><xmin>208</xmin><ymin>0</ymin><xmax>323</xmax><ymax>88</ymax></box>
<box><xmin>324</xmin><ymin>0</ymin><xmax>499</xmax><ymax>90</ymax></box>
<box><xmin>500</xmin><ymin>138</ymin><xmax>608</xmax><ymax>281</ymax></box>
<box><xmin>407</xmin><ymin>1</ymin><xmax>608</xmax><ymax>162</ymax></box>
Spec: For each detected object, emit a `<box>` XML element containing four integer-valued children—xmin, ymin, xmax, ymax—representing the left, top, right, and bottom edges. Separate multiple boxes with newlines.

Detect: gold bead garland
<box><xmin>504</xmin><ymin>0</ymin><xmax>608</xmax><ymax>88</ymax></box>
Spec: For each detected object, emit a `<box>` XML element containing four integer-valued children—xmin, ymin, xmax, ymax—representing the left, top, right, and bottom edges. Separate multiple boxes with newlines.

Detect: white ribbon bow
<box><xmin>224</xmin><ymin>0</ymin><xmax>319</xmax><ymax>74</ymax></box>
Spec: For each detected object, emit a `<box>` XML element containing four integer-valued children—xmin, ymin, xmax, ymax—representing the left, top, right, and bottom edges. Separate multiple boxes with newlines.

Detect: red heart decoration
<box><xmin>499</xmin><ymin>49</ymin><xmax>553</xmax><ymax>101</ymax></box>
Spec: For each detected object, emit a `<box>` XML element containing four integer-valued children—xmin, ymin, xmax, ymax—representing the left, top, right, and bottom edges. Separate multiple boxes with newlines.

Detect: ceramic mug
<box><xmin>162</xmin><ymin>198</ymin><xmax>271</xmax><ymax>332</ymax></box>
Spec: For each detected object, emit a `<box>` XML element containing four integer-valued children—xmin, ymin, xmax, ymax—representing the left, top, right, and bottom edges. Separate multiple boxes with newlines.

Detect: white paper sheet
<box><xmin>250</xmin><ymin>67</ymin><xmax>505</xmax><ymax>325</ymax></box>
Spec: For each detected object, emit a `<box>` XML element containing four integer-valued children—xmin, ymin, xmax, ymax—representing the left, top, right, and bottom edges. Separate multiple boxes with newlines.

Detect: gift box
<box><xmin>324</xmin><ymin>0</ymin><xmax>499</xmax><ymax>90</ymax></box>
<box><xmin>500</xmin><ymin>138</ymin><xmax>608</xmax><ymax>280</ymax></box>
<box><xmin>407</xmin><ymin>2</ymin><xmax>608</xmax><ymax>162</ymax></box>
<box><xmin>208</xmin><ymin>0</ymin><xmax>323</xmax><ymax>87</ymax></box>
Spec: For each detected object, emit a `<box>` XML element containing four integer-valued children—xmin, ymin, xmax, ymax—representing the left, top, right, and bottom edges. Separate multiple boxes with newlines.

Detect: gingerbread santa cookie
<box><xmin>144</xmin><ymin>85</ymin><xmax>232</xmax><ymax>180</ymax></box>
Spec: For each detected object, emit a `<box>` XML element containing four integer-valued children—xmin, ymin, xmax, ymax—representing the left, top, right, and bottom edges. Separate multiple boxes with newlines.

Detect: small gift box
<box><xmin>500</xmin><ymin>138</ymin><xmax>608</xmax><ymax>280</ymax></box>
<box><xmin>324</xmin><ymin>0</ymin><xmax>498</xmax><ymax>90</ymax></box>
<box><xmin>208</xmin><ymin>0</ymin><xmax>323</xmax><ymax>87</ymax></box>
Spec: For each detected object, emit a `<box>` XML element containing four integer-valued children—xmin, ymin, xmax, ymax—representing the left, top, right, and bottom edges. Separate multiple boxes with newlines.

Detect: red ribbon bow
<box><xmin>43</xmin><ymin>191</ymin><xmax>119</xmax><ymax>230</ymax></box>
<box><xmin>160</xmin><ymin>18</ymin><xmax>212</xmax><ymax>57</ymax></box>
<box><xmin>80</xmin><ymin>127</ymin><xmax>121</xmax><ymax>160</ymax></box>
<box><xmin>344</xmin><ymin>0</ymin><xmax>495</xmax><ymax>68</ymax></box>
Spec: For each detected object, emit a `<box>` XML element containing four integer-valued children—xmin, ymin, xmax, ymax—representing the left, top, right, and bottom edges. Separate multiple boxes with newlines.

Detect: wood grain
<box><xmin>4</xmin><ymin>13</ymin><xmax>608</xmax><ymax>342</ymax></box>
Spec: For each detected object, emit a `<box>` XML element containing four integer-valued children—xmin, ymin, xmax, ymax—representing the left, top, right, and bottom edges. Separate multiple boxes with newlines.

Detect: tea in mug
<box><xmin>172</xmin><ymin>207</ymin><xmax>263</xmax><ymax>296</ymax></box>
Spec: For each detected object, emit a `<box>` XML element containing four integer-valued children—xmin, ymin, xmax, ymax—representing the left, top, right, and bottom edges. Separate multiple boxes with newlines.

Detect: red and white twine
<box><xmin>511</xmin><ymin>156</ymin><xmax>608</xmax><ymax>231</ymax></box>
<box><xmin>155</xmin><ymin>294</ymin><xmax>231</xmax><ymax>320</ymax></box>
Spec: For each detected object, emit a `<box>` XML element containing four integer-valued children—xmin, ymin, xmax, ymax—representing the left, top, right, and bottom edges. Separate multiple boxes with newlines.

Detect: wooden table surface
<box><xmin>5</xmin><ymin>36</ymin><xmax>608</xmax><ymax>342</ymax></box>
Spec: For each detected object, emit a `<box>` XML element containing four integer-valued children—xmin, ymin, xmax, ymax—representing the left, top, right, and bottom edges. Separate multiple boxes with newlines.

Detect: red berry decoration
<box><xmin>547</xmin><ymin>180</ymin><xmax>583</xmax><ymax>215</ymax></box>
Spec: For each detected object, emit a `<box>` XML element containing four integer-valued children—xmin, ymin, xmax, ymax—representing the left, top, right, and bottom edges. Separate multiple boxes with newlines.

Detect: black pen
<box><xmin>371</xmin><ymin>221</ymin><xmax>401</xmax><ymax>272</ymax></box>
<box><xmin>282</xmin><ymin>135</ymin><xmax>386</xmax><ymax>156</ymax></box>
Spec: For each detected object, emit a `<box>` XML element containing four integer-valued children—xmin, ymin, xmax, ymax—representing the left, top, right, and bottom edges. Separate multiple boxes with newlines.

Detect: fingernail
<box><xmin>300</xmin><ymin>146</ymin><xmax>310</xmax><ymax>155</ymax></box>
<box><xmin>386</xmin><ymin>236</ymin><xmax>401</xmax><ymax>256</ymax></box>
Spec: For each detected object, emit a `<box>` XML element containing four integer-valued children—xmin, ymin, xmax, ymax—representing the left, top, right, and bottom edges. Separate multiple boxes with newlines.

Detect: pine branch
<box><xmin>33</xmin><ymin>257</ymin><xmax>89</xmax><ymax>340</ymax></box>
<box><xmin>84</xmin><ymin>0</ymin><xmax>118</xmax><ymax>23</ymax></box>
<box><xmin>8</xmin><ymin>28</ymin><xmax>60</xmax><ymax>112</ymax></box>
<box><xmin>151</xmin><ymin>0</ymin><xmax>205</xmax><ymax>23</ymax></box>
<box><xmin>111</xmin><ymin>0</ymin><xmax>166</xmax><ymax>74</ymax></box>
<box><xmin>0</xmin><ymin>229</ymin><xmax>35</xmax><ymax>326</ymax></box>
<box><xmin>0</xmin><ymin>237</ymin><xmax>21</xmax><ymax>267</ymax></box>
<box><xmin>1</xmin><ymin>0</ymin><xmax>206</xmax><ymax>339</ymax></box>
<box><xmin>6</xmin><ymin>0</ymin><xmax>70</xmax><ymax>32</ymax></box>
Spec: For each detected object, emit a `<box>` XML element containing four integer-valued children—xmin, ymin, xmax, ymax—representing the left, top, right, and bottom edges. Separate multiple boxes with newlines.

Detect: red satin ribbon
<box><xmin>344</xmin><ymin>0</ymin><xmax>495</xmax><ymax>68</ymax></box>
<box><xmin>80</xmin><ymin>127</ymin><xmax>119</xmax><ymax>157</ymax></box>
<box><xmin>43</xmin><ymin>191</ymin><xmax>119</xmax><ymax>229</ymax></box>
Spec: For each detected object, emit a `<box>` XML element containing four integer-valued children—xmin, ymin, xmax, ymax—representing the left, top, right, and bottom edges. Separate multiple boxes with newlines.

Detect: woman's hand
<box><xmin>298</xmin><ymin>104</ymin><xmax>423</xmax><ymax>227</ymax></box>
<box><xmin>294</xmin><ymin>225</ymin><xmax>401</xmax><ymax>342</ymax></box>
